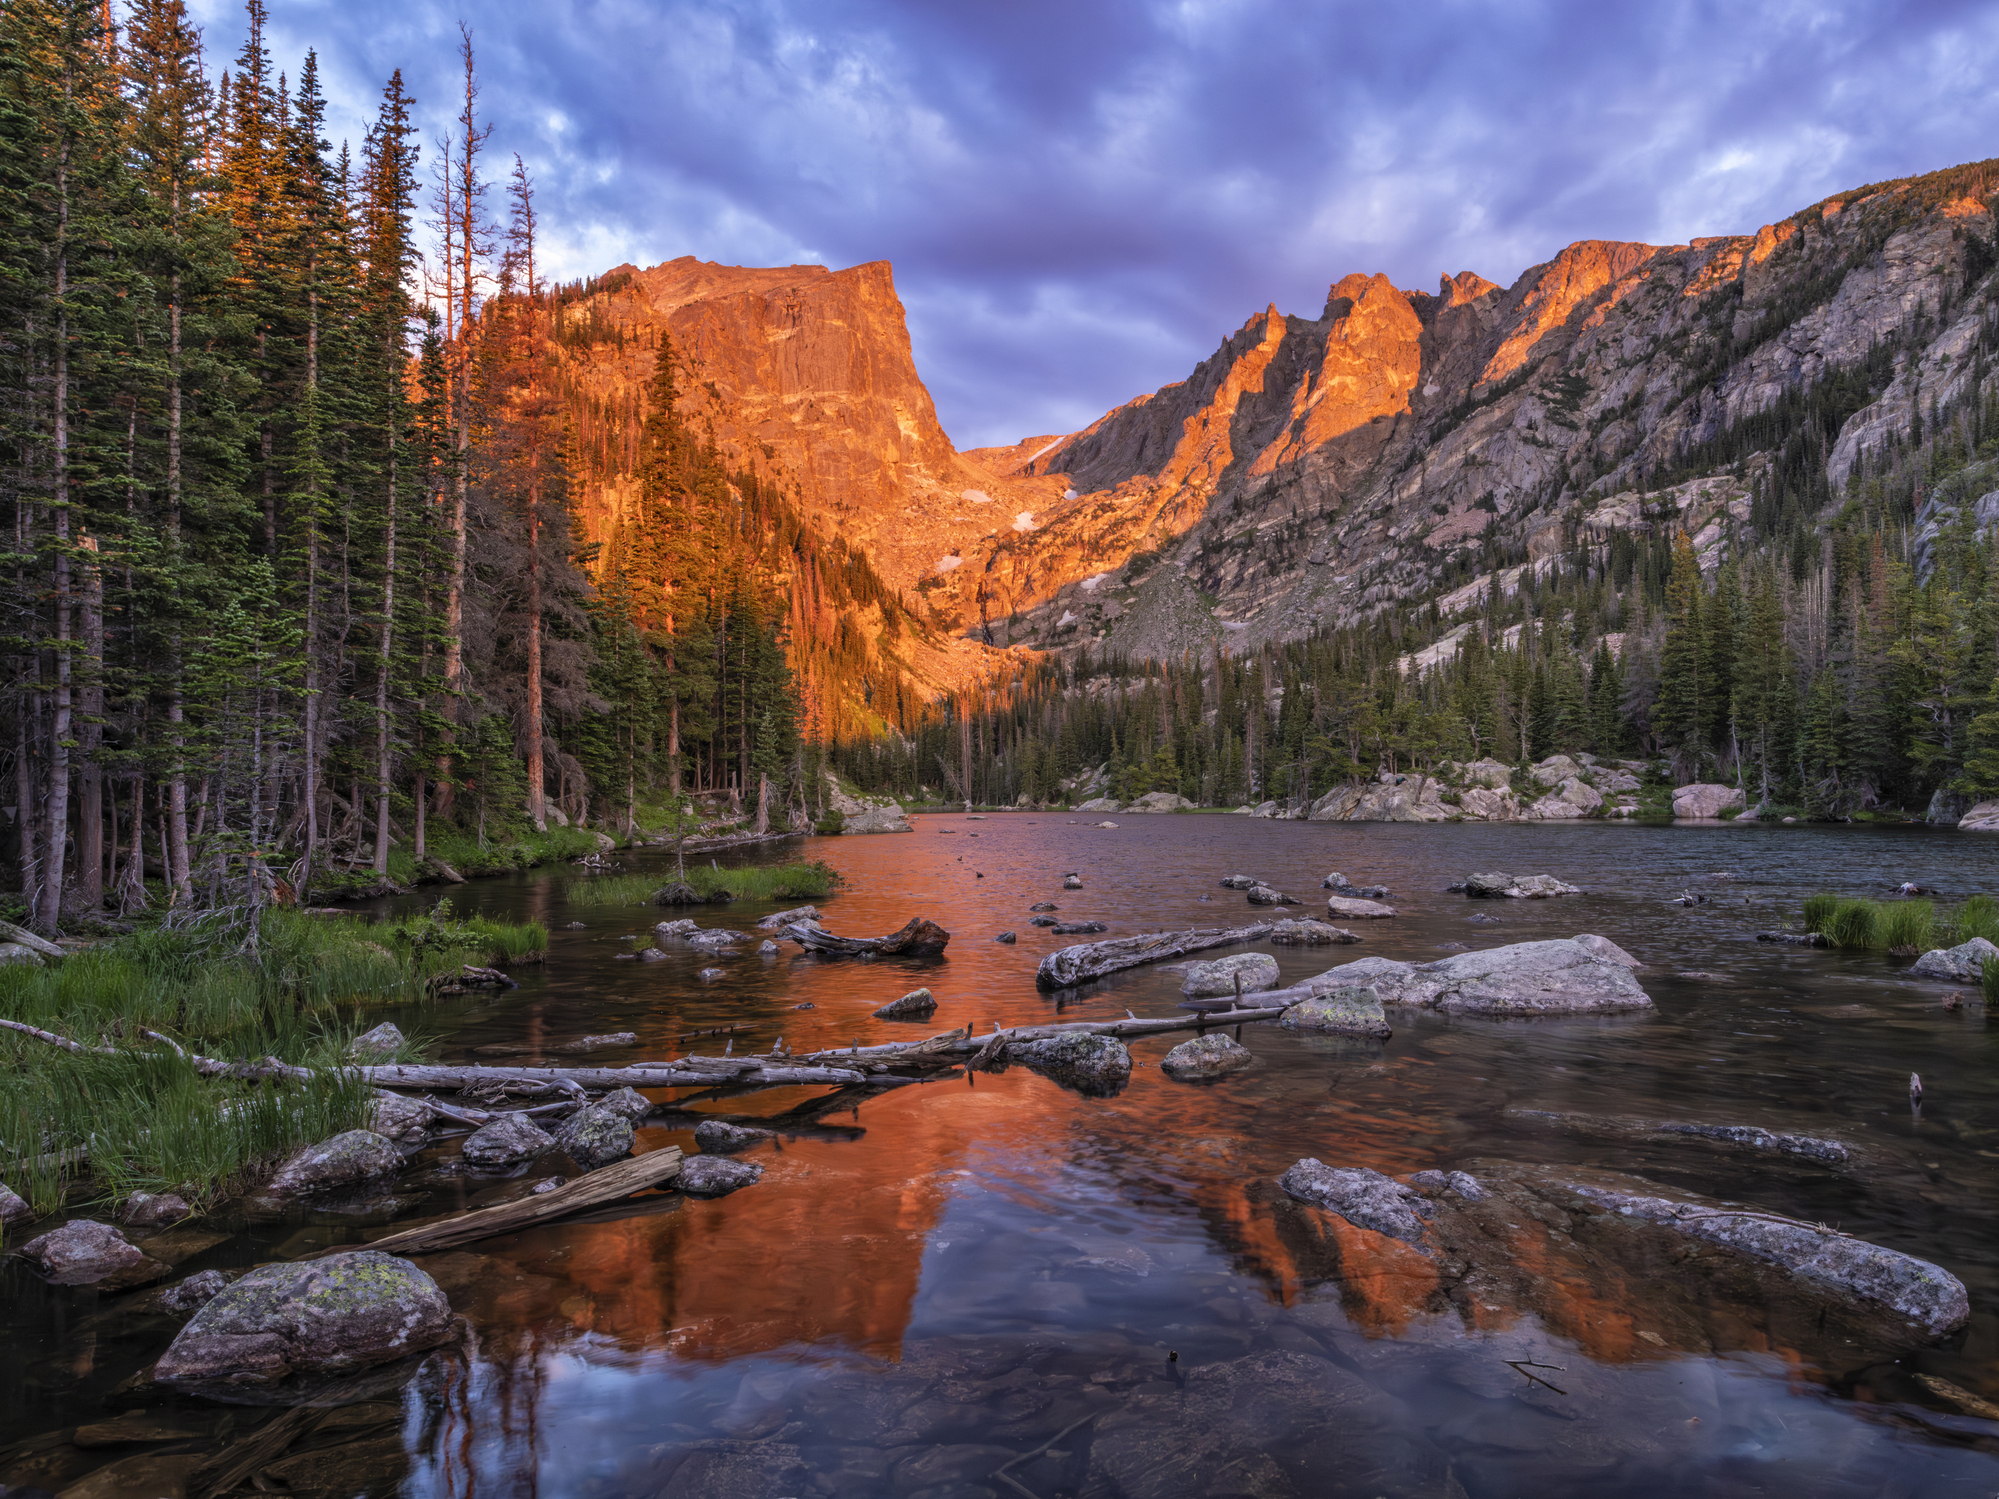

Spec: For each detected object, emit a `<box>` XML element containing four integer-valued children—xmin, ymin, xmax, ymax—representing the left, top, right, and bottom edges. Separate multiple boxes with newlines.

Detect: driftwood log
<box><xmin>784</xmin><ymin>917</ymin><xmax>950</xmax><ymax>957</ymax></box>
<box><xmin>1034</xmin><ymin>924</ymin><xmax>1275</xmax><ymax>990</ymax></box>
<box><xmin>0</xmin><ymin>920</ymin><xmax>65</xmax><ymax>960</ymax></box>
<box><xmin>337</xmin><ymin>1146</ymin><xmax>686</xmax><ymax>1257</ymax></box>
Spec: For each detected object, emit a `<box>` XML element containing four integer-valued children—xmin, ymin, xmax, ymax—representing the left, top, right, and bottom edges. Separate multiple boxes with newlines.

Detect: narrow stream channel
<box><xmin>4</xmin><ymin>817</ymin><xmax>1997</xmax><ymax>1497</ymax></box>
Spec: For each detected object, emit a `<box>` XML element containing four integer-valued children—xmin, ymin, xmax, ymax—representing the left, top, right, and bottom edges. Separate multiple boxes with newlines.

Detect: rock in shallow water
<box><xmin>1463</xmin><ymin>871</ymin><xmax>1582</xmax><ymax>898</ymax></box>
<box><xmin>1325</xmin><ymin>895</ymin><xmax>1397</xmax><ymax>919</ymax></box>
<box><xmin>1159</xmin><ymin>1033</ymin><xmax>1254</xmax><ymax>1079</ymax></box>
<box><xmin>1008</xmin><ymin>1033</ymin><xmax>1132</xmax><ymax>1096</ymax></box>
<box><xmin>461</xmin><ymin>1112</ymin><xmax>554</xmax><ymax>1168</ymax></box>
<box><xmin>0</xmin><ymin>1180</ymin><xmax>32</xmax><ymax>1225</ymax></box>
<box><xmin>679</xmin><ymin>1156</ymin><xmax>765</xmax><ymax>1197</ymax></box>
<box><xmin>16</xmin><ymin>1220</ymin><xmax>169</xmax><ymax>1288</ymax></box>
<box><xmin>348</xmin><ymin>1022</ymin><xmax>405</xmax><ymax>1058</ymax></box>
<box><xmin>1308</xmin><ymin>936</ymin><xmax>1649</xmax><ymax>1015</ymax></box>
<box><xmin>154</xmin><ymin>1250</ymin><xmax>455</xmax><ymax>1387</ymax></box>
<box><xmin>1280</xmin><ymin>985</ymin><xmax>1392</xmax><ymax>1037</ymax></box>
<box><xmin>597</xmin><ymin>1086</ymin><xmax>652</xmax><ymax>1120</ymax></box>
<box><xmin>694</xmin><ymin>1119</ymin><xmax>773</xmax><ymax>1152</ymax></box>
<box><xmin>1269</xmin><ymin>918</ymin><xmax>1358</xmax><ymax>946</ymax></box>
<box><xmin>1279</xmin><ymin>1161</ymin><xmax>1432</xmax><ymax>1243</ymax></box>
<box><xmin>160</xmin><ymin>1268</ymin><xmax>230</xmax><ymax>1313</ymax></box>
<box><xmin>1910</xmin><ymin>935</ymin><xmax>1999</xmax><ymax>981</ymax></box>
<box><xmin>267</xmin><ymin>1130</ymin><xmax>402</xmax><ymax>1197</ymax></box>
<box><xmin>1180</xmin><ymin>952</ymin><xmax>1279</xmax><ymax>997</ymax></box>
<box><xmin>552</xmin><ymin>1105</ymin><xmax>634</xmax><ymax>1170</ymax></box>
<box><xmin>873</xmin><ymin>987</ymin><xmax>937</xmax><ymax>1019</ymax></box>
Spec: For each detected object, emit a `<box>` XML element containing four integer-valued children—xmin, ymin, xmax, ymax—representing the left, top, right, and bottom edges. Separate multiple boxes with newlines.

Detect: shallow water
<box><xmin>5</xmin><ymin>816</ymin><xmax>1999</xmax><ymax>1497</ymax></box>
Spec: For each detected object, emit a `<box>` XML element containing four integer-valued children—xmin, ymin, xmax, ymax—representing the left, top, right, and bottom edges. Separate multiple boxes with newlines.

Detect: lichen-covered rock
<box><xmin>118</xmin><ymin>1192</ymin><xmax>191</xmax><ymax>1229</ymax></box>
<box><xmin>1324</xmin><ymin>894</ymin><xmax>1396</xmax><ymax>918</ymax></box>
<box><xmin>153</xmin><ymin>1251</ymin><xmax>454</xmax><ymax>1388</ymax></box>
<box><xmin>551</xmin><ymin>1105</ymin><xmax>634</xmax><ymax>1170</ymax></box>
<box><xmin>1308</xmin><ymin>937</ymin><xmax>1650</xmax><ymax>1015</ymax></box>
<box><xmin>694</xmin><ymin>1119</ymin><xmax>773</xmax><ymax>1153</ymax></box>
<box><xmin>368</xmin><ymin>1093</ymin><xmax>434</xmax><ymax>1144</ymax></box>
<box><xmin>597</xmin><ymin>1086</ymin><xmax>652</xmax><ymax>1120</ymax></box>
<box><xmin>1528</xmin><ymin>753</ymin><xmax>1585</xmax><ymax>787</ymax></box>
<box><xmin>267</xmin><ymin>1130</ymin><xmax>403</xmax><ymax>1197</ymax></box>
<box><xmin>1281</xmin><ymin>985</ymin><xmax>1393</xmax><ymax>1037</ymax></box>
<box><xmin>1180</xmin><ymin>952</ymin><xmax>1280</xmax><ymax>997</ymax></box>
<box><xmin>1009</xmin><ymin>1033</ymin><xmax>1132</xmax><ymax>1097</ymax></box>
<box><xmin>160</xmin><ymin>1268</ymin><xmax>231</xmax><ymax>1314</ymax></box>
<box><xmin>348</xmin><ymin>1022</ymin><xmax>405</xmax><ymax>1058</ymax></box>
<box><xmin>1268</xmin><ymin>919</ymin><xmax>1359</xmax><ymax>945</ymax></box>
<box><xmin>1523</xmin><ymin>776</ymin><xmax>1603</xmax><ymax>821</ymax></box>
<box><xmin>874</xmin><ymin>987</ymin><xmax>938</xmax><ymax>1018</ymax></box>
<box><xmin>679</xmin><ymin>1156</ymin><xmax>765</xmax><ymax>1197</ymax></box>
<box><xmin>1462</xmin><ymin>871</ymin><xmax>1583</xmax><ymax>898</ymax></box>
<box><xmin>1160</xmin><ymin>1033</ymin><xmax>1254</xmax><ymax>1079</ymax></box>
<box><xmin>1672</xmin><ymin>783</ymin><xmax>1745</xmax><ymax>819</ymax></box>
<box><xmin>1278</xmin><ymin>1161</ymin><xmax>1432</xmax><ymax>1243</ymax></box>
<box><xmin>1910</xmin><ymin>935</ymin><xmax>1999</xmax><ymax>981</ymax></box>
<box><xmin>16</xmin><ymin>1220</ymin><xmax>169</xmax><ymax>1288</ymax></box>
<box><xmin>0</xmin><ymin>1181</ymin><xmax>32</xmax><ymax>1225</ymax></box>
<box><xmin>461</xmin><ymin>1112</ymin><xmax>555</xmax><ymax>1168</ymax></box>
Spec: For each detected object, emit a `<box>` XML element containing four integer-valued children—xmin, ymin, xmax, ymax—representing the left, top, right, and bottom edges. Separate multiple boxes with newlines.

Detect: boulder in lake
<box><xmin>16</xmin><ymin>1220</ymin><xmax>169</xmax><ymax>1289</ymax></box>
<box><xmin>551</xmin><ymin>1105</ymin><xmax>634</xmax><ymax>1171</ymax></box>
<box><xmin>758</xmin><ymin>939</ymin><xmax>780</xmax><ymax>954</ymax></box>
<box><xmin>1909</xmin><ymin>935</ymin><xmax>1999</xmax><ymax>982</ymax></box>
<box><xmin>635</xmin><ymin>947</ymin><xmax>667</xmax><ymax>962</ymax></box>
<box><xmin>368</xmin><ymin>1093</ymin><xmax>434</xmax><ymax>1144</ymax></box>
<box><xmin>1008</xmin><ymin>1033</ymin><xmax>1132</xmax><ymax>1097</ymax></box>
<box><xmin>1269</xmin><ymin>919</ymin><xmax>1359</xmax><ymax>946</ymax></box>
<box><xmin>461</xmin><ymin>1112</ymin><xmax>554</xmax><ymax>1168</ymax></box>
<box><xmin>1052</xmin><ymin>920</ymin><xmax>1108</xmax><ymax>934</ymax></box>
<box><xmin>685</xmin><ymin>929</ymin><xmax>740</xmax><ymax>952</ymax></box>
<box><xmin>153</xmin><ymin>1250</ymin><xmax>455</xmax><ymax>1388</ymax></box>
<box><xmin>1308</xmin><ymin>937</ymin><xmax>1650</xmax><ymax>1015</ymax></box>
<box><xmin>1462</xmin><ymin>871</ymin><xmax>1582</xmax><ymax>898</ymax></box>
<box><xmin>1280</xmin><ymin>985</ymin><xmax>1392</xmax><ymax>1038</ymax></box>
<box><xmin>1278</xmin><ymin>1161</ymin><xmax>1432</xmax><ymax>1243</ymax></box>
<box><xmin>1063</xmin><ymin>873</ymin><xmax>1085</xmax><ymax>889</ymax></box>
<box><xmin>1571</xmin><ymin>933</ymin><xmax>1641</xmax><ymax>968</ymax></box>
<box><xmin>348</xmin><ymin>1022</ymin><xmax>405</xmax><ymax>1058</ymax></box>
<box><xmin>874</xmin><ymin>987</ymin><xmax>938</xmax><ymax>1019</ymax></box>
<box><xmin>267</xmin><ymin>1130</ymin><xmax>402</xmax><ymax>1198</ymax></box>
<box><xmin>654</xmin><ymin>918</ymin><xmax>699</xmax><ymax>938</ymax></box>
<box><xmin>694</xmin><ymin>1120</ymin><xmax>773</xmax><ymax>1153</ymax></box>
<box><xmin>679</xmin><ymin>1156</ymin><xmax>765</xmax><ymax>1197</ymax></box>
<box><xmin>1180</xmin><ymin>952</ymin><xmax>1280</xmax><ymax>997</ymax></box>
<box><xmin>994</xmin><ymin>930</ymin><xmax>1017</xmax><ymax>943</ymax></box>
<box><xmin>1219</xmin><ymin>875</ymin><xmax>1261</xmax><ymax>890</ymax></box>
<box><xmin>1672</xmin><ymin>783</ymin><xmax>1745</xmax><ymax>819</ymax></box>
<box><xmin>0</xmin><ymin>1181</ymin><xmax>31</xmax><ymax>1226</ymax></box>
<box><xmin>1245</xmin><ymin>884</ymin><xmax>1299</xmax><ymax>905</ymax></box>
<box><xmin>1160</xmin><ymin>1033</ymin><xmax>1254</xmax><ymax>1079</ymax></box>
<box><xmin>698</xmin><ymin>966</ymin><xmax>726</xmax><ymax>981</ymax></box>
<box><xmin>597</xmin><ymin>1087</ymin><xmax>653</xmax><ymax>1120</ymax></box>
<box><xmin>1325</xmin><ymin>895</ymin><xmax>1396</xmax><ymax>919</ymax></box>
<box><xmin>118</xmin><ymin>1192</ymin><xmax>191</xmax><ymax>1229</ymax></box>
<box><xmin>159</xmin><ymin>1269</ymin><xmax>230</xmax><ymax>1315</ymax></box>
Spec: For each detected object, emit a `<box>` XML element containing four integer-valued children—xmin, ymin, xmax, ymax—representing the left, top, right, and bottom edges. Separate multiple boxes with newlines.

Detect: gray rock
<box><xmin>597</xmin><ymin>1087</ymin><xmax>653</xmax><ymax>1120</ymax></box>
<box><xmin>160</xmin><ymin>1268</ymin><xmax>230</xmax><ymax>1314</ymax></box>
<box><xmin>552</xmin><ymin>1105</ymin><xmax>634</xmax><ymax>1170</ymax></box>
<box><xmin>530</xmin><ymin>1176</ymin><xmax>565</xmax><ymax>1194</ymax></box>
<box><xmin>686</xmin><ymin>929</ymin><xmax>739</xmax><ymax>952</ymax></box>
<box><xmin>118</xmin><ymin>1192</ymin><xmax>191</xmax><ymax>1229</ymax></box>
<box><xmin>16</xmin><ymin>1220</ymin><xmax>169</xmax><ymax>1288</ymax></box>
<box><xmin>1159</xmin><ymin>1033</ymin><xmax>1254</xmax><ymax>1079</ymax></box>
<box><xmin>1673</xmin><ymin>782</ymin><xmax>1746</xmax><ymax>819</ymax></box>
<box><xmin>1278</xmin><ymin>1161</ymin><xmax>1432</xmax><ymax>1244</ymax></box>
<box><xmin>1008</xmin><ymin>1033</ymin><xmax>1132</xmax><ymax>1096</ymax></box>
<box><xmin>694</xmin><ymin>1120</ymin><xmax>773</xmax><ymax>1153</ymax></box>
<box><xmin>1324</xmin><ymin>894</ymin><xmax>1396</xmax><ymax>918</ymax></box>
<box><xmin>699</xmin><ymin>967</ymin><xmax>726</xmax><ymax>981</ymax></box>
<box><xmin>153</xmin><ymin>1250</ymin><xmax>455</xmax><ymax>1387</ymax></box>
<box><xmin>1408</xmin><ymin>1169</ymin><xmax>1486</xmax><ymax>1202</ymax></box>
<box><xmin>1180</xmin><ymin>952</ymin><xmax>1280</xmax><ymax>997</ymax></box>
<box><xmin>1219</xmin><ymin>875</ymin><xmax>1261</xmax><ymax>889</ymax></box>
<box><xmin>679</xmin><ymin>1156</ymin><xmax>765</xmax><ymax>1197</ymax></box>
<box><xmin>1037</xmin><ymin>924</ymin><xmax>1276</xmax><ymax>989</ymax></box>
<box><xmin>1268</xmin><ymin>918</ymin><xmax>1359</xmax><ymax>945</ymax></box>
<box><xmin>635</xmin><ymin>947</ymin><xmax>667</xmax><ymax>961</ymax></box>
<box><xmin>267</xmin><ymin>1130</ymin><xmax>403</xmax><ymax>1197</ymax></box>
<box><xmin>0</xmin><ymin>1180</ymin><xmax>31</xmax><ymax>1225</ymax></box>
<box><xmin>1959</xmin><ymin>798</ymin><xmax>1999</xmax><ymax>832</ymax></box>
<box><xmin>1909</xmin><ymin>935</ymin><xmax>1999</xmax><ymax>982</ymax></box>
<box><xmin>461</xmin><ymin>1112</ymin><xmax>555</xmax><ymax>1168</ymax></box>
<box><xmin>348</xmin><ymin>1022</ymin><xmax>405</xmax><ymax>1058</ymax></box>
<box><xmin>1030</xmin><ymin>915</ymin><xmax>1059</xmax><ymax>927</ymax></box>
<box><xmin>1756</xmin><ymin>930</ymin><xmax>1829</xmax><ymax>946</ymax></box>
<box><xmin>1245</xmin><ymin>884</ymin><xmax>1300</xmax><ymax>905</ymax></box>
<box><xmin>1307</xmin><ymin>937</ymin><xmax>1651</xmax><ymax>1015</ymax></box>
<box><xmin>1523</xmin><ymin>775</ymin><xmax>1603</xmax><ymax>821</ymax></box>
<box><xmin>1463</xmin><ymin>870</ymin><xmax>1582</xmax><ymax>898</ymax></box>
<box><xmin>993</xmin><ymin>930</ymin><xmax>1017</xmax><ymax>943</ymax></box>
<box><xmin>1030</xmin><ymin>901</ymin><xmax>1060</xmax><ymax>910</ymax></box>
<box><xmin>1063</xmin><ymin>873</ymin><xmax>1084</xmax><ymax>889</ymax></box>
<box><xmin>1128</xmin><ymin>790</ymin><xmax>1195</xmax><ymax>812</ymax></box>
<box><xmin>654</xmin><ymin>918</ymin><xmax>699</xmax><ymax>938</ymax></box>
<box><xmin>1075</xmin><ymin>797</ymin><xmax>1121</xmax><ymax>813</ymax></box>
<box><xmin>874</xmin><ymin>987</ymin><xmax>937</xmax><ymax>1018</ymax></box>
<box><xmin>0</xmin><ymin>940</ymin><xmax>46</xmax><ymax>967</ymax></box>
<box><xmin>1280</xmin><ymin>985</ymin><xmax>1392</xmax><ymax>1037</ymax></box>
<box><xmin>757</xmin><ymin>939</ymin><xmax>779</xmax><ymax>954</ymax></box>
<box><xmin>1572</xmin><ymin>933</ymin><xmax>1641</xmax><ymax>967</ymax></box>
<box><xmin>1051</xmin><ymin>920</ymin><xmax>1108</xmax><ymax>934</ymax></box>
<box><xmin>757</xmin><ymin>904</ymin><xmax>820</xmax><ymax>929</ymax></box>
<box><xmin>368</xmin><ymin>1093</ymin><xmax>434</xmax><ymax>1144</ymax></box>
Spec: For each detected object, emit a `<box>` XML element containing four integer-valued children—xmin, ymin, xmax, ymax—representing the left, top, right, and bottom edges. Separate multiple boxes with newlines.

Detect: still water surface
<box><xmin>5</xmin><ymin>816</ymin><xmax>1999</xmax><ymax>1497</ymax></box>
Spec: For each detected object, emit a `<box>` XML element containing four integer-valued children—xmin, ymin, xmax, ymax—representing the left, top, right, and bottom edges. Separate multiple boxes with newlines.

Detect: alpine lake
<box><xmin>4</xmin><ymin>814</ymin><xmax>1998</xmax><ymax>1498</ymax></box>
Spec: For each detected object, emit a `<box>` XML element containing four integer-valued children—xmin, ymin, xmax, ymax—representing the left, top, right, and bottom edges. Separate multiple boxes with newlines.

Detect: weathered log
<box><xmin>187</xmin><ymin>1405</ymin><xmax>331</xmax><ymax>1499</ymax></box>
<box><xmin>784</xmin><ymin>917</ymin><xmax>950</xmax><ymax>957</ymax></box>
<box><xmin>357</xmin><ymin>1060</ymin><xmax>870</xmax><ymax>1093</ymax></box>
<box><xmin>1034</xmin><ymin>924</ymin><xmax>1275</xmax><ymax>990</ymax></box>
<box><xmin>344</xmin><ymin>1146</ymin><xmax>686</xmax><ymax>1256</ymax></box>
<box><xmin>788</xmin><ymin>1003</ymin><xmax>1294</xmax><ymax>1070</ymax></box>
<box><xmin>0</xmin><ymin>920</ymin><xmax>66</xmax><ymax>960</ymax></box>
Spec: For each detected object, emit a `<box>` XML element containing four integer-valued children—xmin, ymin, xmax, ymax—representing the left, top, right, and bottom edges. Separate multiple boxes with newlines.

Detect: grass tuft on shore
<box><xmin>1800</xmin><ymin>890</ymin><xmax>1999</xmax><ymax>952</ymax></box>
<box><xmin>564</xmin><ymin>859</ymin><xmax>843</xmax><ymax>908</ymax></box>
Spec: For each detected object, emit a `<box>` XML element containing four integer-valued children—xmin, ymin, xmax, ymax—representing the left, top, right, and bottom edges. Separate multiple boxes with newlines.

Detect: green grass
<box><xmin>381</xmin><ymin>900</ymin><xmax>548</xmax><ymax>965</ymax></box>
<box><xmin>564</xmin><ymin>860</ymin><xmax>843</xmax><ymax>907</ymax></box>
<box><xmin>1799</xmin><ymin>890</ymin><xmax>1999</xmax><ymax>952</ymax></box>
<box><xmin>1982</xmin><ymin>956</ymin><xmax>1999</xmax><ymax>1003</ymax></box>
<box><xmin>306</xmin><ymin>824</ymin><xmax>608</xmax><ymax>900</ymax></box>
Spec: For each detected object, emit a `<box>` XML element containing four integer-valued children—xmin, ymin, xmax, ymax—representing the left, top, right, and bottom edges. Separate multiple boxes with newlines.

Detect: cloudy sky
<box><xmin>191</xmin><ymin>0</ymin><xmax>1999</xmax><ymax>449</ymax></box>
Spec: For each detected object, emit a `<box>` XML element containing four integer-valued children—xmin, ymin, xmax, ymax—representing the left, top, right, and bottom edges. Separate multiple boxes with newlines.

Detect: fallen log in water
<box><xmin>784</xmin><ymin>917</ymin><xmax>950</xmax><ymax>957</ymax></box>
<box><xmin>1033</xmin><ymin>924</ymin><xmax>1276</xmax><ymax>989</ymax></box>
<box><xmin>357</xmin><ymin>1059</ymin><xmax>873</xmax><ymax>1094</ymax></box>
<box><xmin>338</xmin><ymin>1145</ymin><xmax>687</xmax><ymax>1256</ymax></box>
<box><xmin>786</xmin><ymin>999</ymin><xmax>1299</xmax><ymax>1069</ymax></box>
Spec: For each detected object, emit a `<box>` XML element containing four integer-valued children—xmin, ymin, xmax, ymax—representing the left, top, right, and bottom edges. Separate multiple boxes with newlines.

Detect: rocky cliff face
<box><xmin>941</xmin><ymin>163</ymin><xmax>1997</xmax><ymax>661</ymax></box>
